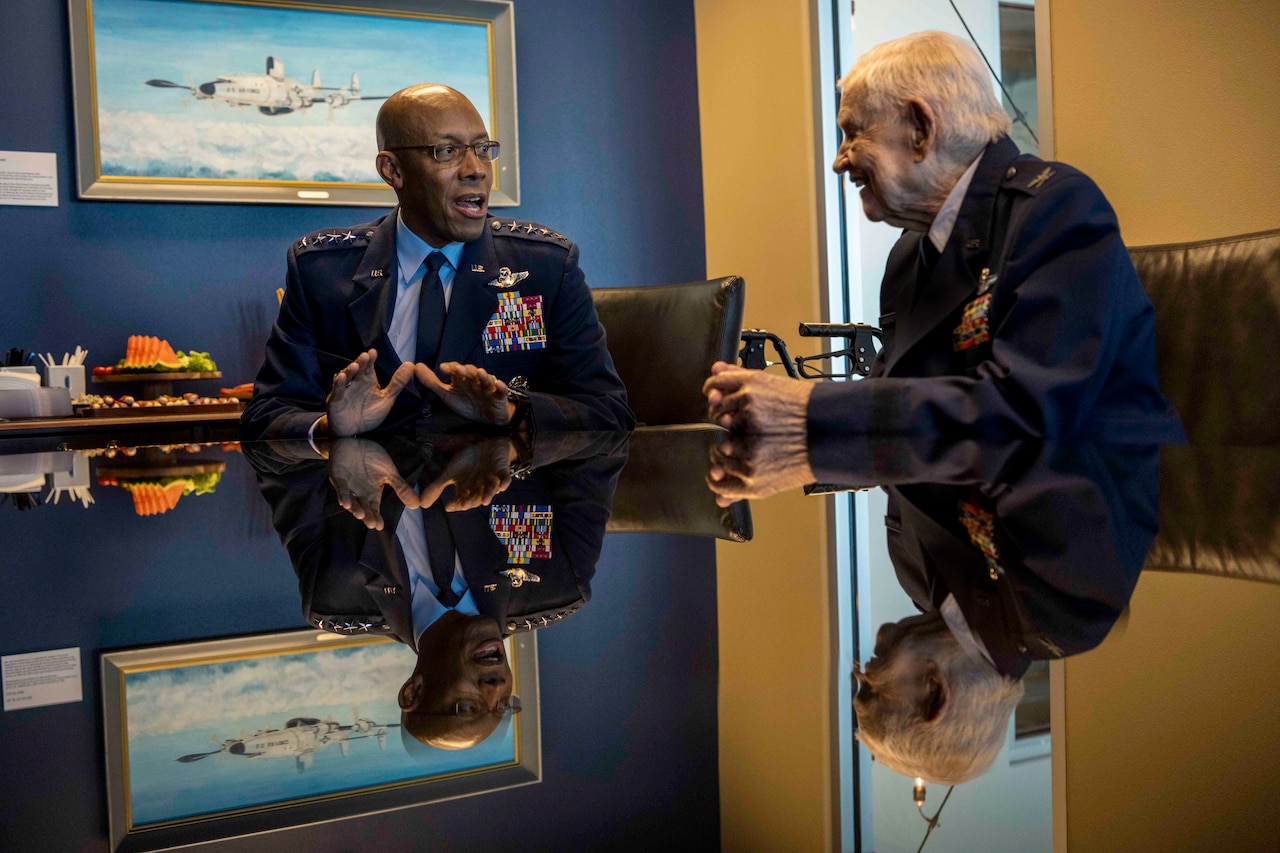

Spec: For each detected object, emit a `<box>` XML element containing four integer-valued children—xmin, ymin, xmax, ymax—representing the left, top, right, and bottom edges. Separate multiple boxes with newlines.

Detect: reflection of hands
<box><xmin>707</xmin><ymin>432</ymin><xmax>816</xmax><ymax>507</ymax></box>
<box><xmin>329</xmin><ymin>438</ymin><xmax>419</xmax><ymax>529</ymax></box>
<box><xmin>325</xmin><ymin>349</ymin><xmax>415</xmax><ymax>437</ymax></box>
<box><xmin>414</xmin><ymin>362</ymin><xmax>515</xmax><ymax>426</ymax></box>
<box><xmin>419</xmin><ymin>436</ymin><xmax>517</xmax><ymax>512</ymax></box>
<box><xmin>702</xmin><ymin>361</ymin><xmax>813</xmax><ymax>434</ymax></box>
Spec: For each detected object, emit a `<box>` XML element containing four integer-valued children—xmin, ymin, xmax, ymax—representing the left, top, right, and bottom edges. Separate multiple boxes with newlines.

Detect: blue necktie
<box><xmin>423</xmin><ymin>504</ymin><xmax>461</xmax><ymax>607</ymax></box>
<box><xmin>415</xmin><ymin>252</ymin><xmax>448</xmax><ymax>365</ymax></box>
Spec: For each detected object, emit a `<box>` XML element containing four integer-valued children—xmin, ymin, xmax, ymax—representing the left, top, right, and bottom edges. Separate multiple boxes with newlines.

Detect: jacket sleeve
<box><xmin>241</xmin><ymin>246</ymin><xmax>342</xmax><ymax>442</ymax></box>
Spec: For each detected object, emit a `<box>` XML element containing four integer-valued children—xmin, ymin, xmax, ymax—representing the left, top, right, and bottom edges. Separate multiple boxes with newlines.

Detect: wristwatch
<box><xmin>506</xmin><ymin>381</ymin><xmax>532</xmax><ymax>433</ymax></box>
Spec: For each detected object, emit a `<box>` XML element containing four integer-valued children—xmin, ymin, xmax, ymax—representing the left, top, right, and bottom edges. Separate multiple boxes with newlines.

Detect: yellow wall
<box><xmin>695</xmin><ymin>1</ymin><xmax>835</xmax><ymax>850</ymax></box>
<box><xmin>1050</xmin><ymin>0</ymin><xmax>1280</xmax><ymax>245</ymax></box>
<box><xmin>1050</xmin><ymin>2</ymin><xmax>1280</xmax><ymax>850</ymax></box>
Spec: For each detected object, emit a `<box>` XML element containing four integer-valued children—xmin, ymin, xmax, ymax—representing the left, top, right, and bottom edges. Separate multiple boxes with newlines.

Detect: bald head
<box><xmin>373</xmin><ymin>83</ymin><xmax>494</xmax><ymax>247</ymax></box>
<box><xmin>376</xmin><ymin>84</ymin><xmax>481</xmax><ymax>151</ymax></box>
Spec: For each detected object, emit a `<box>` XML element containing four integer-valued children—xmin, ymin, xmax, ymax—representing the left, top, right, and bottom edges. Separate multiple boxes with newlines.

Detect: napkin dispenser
<box><xmin>0</xmin><ymin>386</ymin><xmax>73</xmax><ymax>419</ymax></box>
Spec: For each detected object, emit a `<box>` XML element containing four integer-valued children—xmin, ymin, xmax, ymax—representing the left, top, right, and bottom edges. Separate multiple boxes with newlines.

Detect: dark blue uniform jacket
<box><xmin>242</xmin><ymin>212</ymin><xmax>634</xmax><ymax>441</ymax></box>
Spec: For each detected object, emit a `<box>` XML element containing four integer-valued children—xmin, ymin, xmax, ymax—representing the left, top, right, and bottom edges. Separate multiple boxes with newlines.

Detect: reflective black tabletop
<box><xmin>0</xmin><ymin>428</ymin><xmax>1276</xmax><ymax>852</ymax></box>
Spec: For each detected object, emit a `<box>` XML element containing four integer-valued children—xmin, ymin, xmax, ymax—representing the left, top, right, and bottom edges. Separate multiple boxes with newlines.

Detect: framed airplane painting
<box><xmin>101</xmin><ymin>628</ymin><xmax>539</xmax><ymax>852</ymax></box>
<box><xmin>68</xmin><ymin>0</ymin><xmax>520</xmax><ymax>206</ymax></box>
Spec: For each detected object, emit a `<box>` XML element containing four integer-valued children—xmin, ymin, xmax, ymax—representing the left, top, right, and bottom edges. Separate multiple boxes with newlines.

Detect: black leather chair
<box><xmin>1131</xmin><ymin>227</ymin><xmax>1280</xmax><ymax>583</ymax></box>
<box><xmin>592</xmin><ymin>277</ymin><xmax>751</xmax><ymax>541</ymax></box>
<box><xmin>1131</xmin><ymin>227</ymin><xmax>1280</xmax><ymax>445</ymax></box>
<box><xmin>592</xmin><ymin>276</ymin><xmax>745</xmax><ymax>426</ymax></box>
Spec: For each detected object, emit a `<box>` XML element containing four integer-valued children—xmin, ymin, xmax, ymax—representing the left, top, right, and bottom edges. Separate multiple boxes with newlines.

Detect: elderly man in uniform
<box><xmin>703</xmin><ymin>31</ymin><xmax>1181</xmax><ymax>443</ymax></box>
<box><xmin>243</xmin><ymin>84</ymin><xmax>633</xmax><ymax>442</ymax></box>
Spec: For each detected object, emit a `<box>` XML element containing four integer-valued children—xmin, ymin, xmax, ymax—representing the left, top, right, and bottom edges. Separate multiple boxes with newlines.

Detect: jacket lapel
<box><xmin>348</xmin><ymin>211</ymin><xmax>403</xmax><ymax>382</ymax></box>
<box><xmin>882</xmin><ymin>138</ymin><xmax>1022</xmax><ymax>375</ymax></box>
<box><xmin>439</xmin><ymin>229</ymin><xmax>500</xmax><ymax>368</ymax></box>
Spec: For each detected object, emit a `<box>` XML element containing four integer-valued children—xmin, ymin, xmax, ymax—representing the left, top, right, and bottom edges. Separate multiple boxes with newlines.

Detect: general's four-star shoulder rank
<box><xmin>488</xmin><ymin>217</ymin><xmax>571</xmax><ymax>248</ymax></box>
<box><xmin>295</xmin><ymin>226</ymin><xmax>371</xmax><ymax>254</ymax></box>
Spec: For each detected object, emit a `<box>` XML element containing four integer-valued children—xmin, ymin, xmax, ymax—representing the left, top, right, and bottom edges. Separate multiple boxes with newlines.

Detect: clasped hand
<box><xmin>325</xmin><ymin>348</ymin><xmax>515</xmax><ymax>436</ymax></box>
<box><xmin>330</xmin><ymin>436</ymin><xmax>518</xmax><ymax>530</ymax></box>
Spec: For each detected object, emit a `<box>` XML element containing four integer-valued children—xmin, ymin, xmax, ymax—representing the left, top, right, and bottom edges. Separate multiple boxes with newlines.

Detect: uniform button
<box><xmin>491</xmin><ymin>220</ymin><xmax>502</xmax><ymax>230</ymax></box>
<box><xmin>507</xmin><ymin>622</ymin><xmax>517</xmax><ymax>631</ymax></box>
<box><xmin>1005</xmin><ymin>166</ymin><xmax>1017</xmax><ymax>179</ymax></box>
<box><xmin>1018</xmin><ymin>644</ymin><xmax>1028</xmax><ymax>653</ymax></box>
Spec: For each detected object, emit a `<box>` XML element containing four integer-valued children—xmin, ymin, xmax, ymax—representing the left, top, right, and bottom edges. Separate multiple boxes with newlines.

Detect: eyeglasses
<box><xmin>387</xmin><ymin>141</ymin><xmax>501</xmax><ymax>163</ymax></box>
<box><xmin>447</xmin><ymin>695</ymin><xmax>522</xmax><ymax>718</ymax></box>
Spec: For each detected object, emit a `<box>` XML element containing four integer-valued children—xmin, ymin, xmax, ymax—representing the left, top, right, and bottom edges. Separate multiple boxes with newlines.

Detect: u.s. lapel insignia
<box><xmin>483</xmin><ymin>583</ymin><xmax>498</xmax><ymax>592</ymax></box>
<box><xmin>484</xmin><ymin>292</ymin><xmax>547</xmax><ymax>353</ymax></box>
<box><xmin>485</xmin><ymin>266</ymin><xmax>530</xmax><ymax>289</ymax></box>
<box><xmin>370</xmin><ymin>269</ymin><xmax>385</xmax><ymax>278</ymax></box>
<box><xmin>489</xmin><ymin>505</ymin><xmax>552</xmax><ymax>566</ymax></box>
<box><xmin>953</xmin><ymin>291</ymin><xmax>992</xmax><ymax>351</ymax></box>
<box><xmin>499</xmin><ymin>567</ymin><xmax>541</xmax><ymax>588</ymax></box>
<box><xmin>471</xmin><ymin>264</ymin><xmax>486</xmax><ymax>273</ymax></box>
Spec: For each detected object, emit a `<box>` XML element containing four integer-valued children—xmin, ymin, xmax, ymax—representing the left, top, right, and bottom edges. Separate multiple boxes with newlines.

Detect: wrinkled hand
<box><xmin>325</xmin><ymin>349</ymin><xmax>415</xmax><ymax>437</ymax></box>
<box><xmin>414</xmin><ymin>362</ymin><xmax>515</xmax><ymax>426</ymax></box>
<box><xmin>707</xmin><ymin>433</ymin><xmax>816</xmax><ymax>506</ymax></box>
<box><xmin>329</xmin><ymin>438</ymin><xmax>419</xmax><ymax>529</ymax></box>
<box><xmin>702</xmin><ymin>361</ymin><xmax>813</xmax><ymax>434</ymax></box>
<box><xmin>418</xmin><ymin>436</ymin><xmax>517</xmax><ymax>512</ymax></box>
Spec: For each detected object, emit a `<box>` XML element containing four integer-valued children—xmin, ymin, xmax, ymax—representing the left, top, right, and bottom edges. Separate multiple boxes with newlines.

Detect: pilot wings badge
<box><xmin>485</xmin><ymin>267</ymin><xmax>530</xmax><ymax>289</ymax></box>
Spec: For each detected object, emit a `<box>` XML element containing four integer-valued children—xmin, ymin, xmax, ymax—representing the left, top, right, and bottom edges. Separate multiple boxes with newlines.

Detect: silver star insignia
<box><xmin>508</xmin><ymin>220</ymin><xmax>521</xmax><ymax>231</ymax></box>
<box><xmin>538</xmin><ymin>227</ymin><xmax>550</xmax><ymax>235</ymax></box>
<box><xmin>299</xmin><ymin>237</ymin><xmax>308</xmax><ymax>248</ymax></box>
<box><xmin>524</xmin><ymin>223</ymin><xmax>536</xmax><ymax>233</ymax></box>
<box><xmin>342</xmin><ymin>231</ymin><xmax>356</xmax><ymax>241</ymax></box>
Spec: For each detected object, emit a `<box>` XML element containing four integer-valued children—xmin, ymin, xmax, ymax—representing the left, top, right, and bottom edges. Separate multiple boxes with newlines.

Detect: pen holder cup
<box><xmin>45</xmin><ymin>365</ymin><xmax>86</xmax><ymax>399</ymax></box>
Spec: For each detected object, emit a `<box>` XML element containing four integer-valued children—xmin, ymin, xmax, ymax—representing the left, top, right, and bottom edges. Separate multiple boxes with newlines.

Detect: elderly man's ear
<box><xmin>922</xmin><ymin>660</ymin><xmax>950</xmax><ymax>723</ymax></box>
<box><xmin>398</xmin><ymin>673</ymin><xmax>424</xmax><ymax>710</ymax></box>
<box><xmin>907</xmin><ymin>98</ymin><xmax>937</xmax><ymax>161</ymax></box>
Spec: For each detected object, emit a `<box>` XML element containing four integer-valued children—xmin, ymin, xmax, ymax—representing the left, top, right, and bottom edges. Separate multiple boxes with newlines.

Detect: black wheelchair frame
<box><xmin>739</xmin><ymin>323</ymin><xmax>883</xmax><ymax>380</ymax></box>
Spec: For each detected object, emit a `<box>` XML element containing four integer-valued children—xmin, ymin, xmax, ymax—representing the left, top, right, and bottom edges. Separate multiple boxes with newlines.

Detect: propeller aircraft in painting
<box><xmin>177</xmin><ymin>710</ymin><xmax>399</xmax><ymax>772</ymax></box>
<box><xmin>146</xmin><ymin>56</ymin><xmax>387</xmax><ymax>116</ymax></box>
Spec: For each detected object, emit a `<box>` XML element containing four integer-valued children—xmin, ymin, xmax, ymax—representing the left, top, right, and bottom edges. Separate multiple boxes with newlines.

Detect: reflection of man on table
<box><xmin>704</xmin><ymin>31</ymin><xmax>1180</xmax><ymax>443</ymax></box>
<box><xmin>708</xmin><ymin>433</ymin><xmax>1161</xmax><ymax>783</ymax></box>
<box><xmin>242</xmin><ymin>83</ymin><xmax>632</xmax><ymax>442</ymax></box>
<box><xmin>247</xmin><ymin>433</ymin><xmax>626</xmax><ymax>750</ymax></box>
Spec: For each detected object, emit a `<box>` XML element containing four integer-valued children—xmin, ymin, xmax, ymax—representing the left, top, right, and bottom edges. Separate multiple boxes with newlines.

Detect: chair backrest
<box><xmin>1130</xmin><ymin>227</ymin><xmax>1280</xmax><ymax>443</ymax></box>
<box><xmin>592</xmin><ymin>276</ymin><xmax>745</xmax><ymax>426</ymax></box>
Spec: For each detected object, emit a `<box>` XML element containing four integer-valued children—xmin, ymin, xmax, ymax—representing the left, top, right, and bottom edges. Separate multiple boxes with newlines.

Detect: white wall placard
<box><xmin>2</xmin><ymin>647</ymin><xmax>83</xmax><ymax>711</ymax></box>
<box><xmin>0</xmin><ymin>151</ymin><xmax>58</xmax><ymax>207</ymax></box>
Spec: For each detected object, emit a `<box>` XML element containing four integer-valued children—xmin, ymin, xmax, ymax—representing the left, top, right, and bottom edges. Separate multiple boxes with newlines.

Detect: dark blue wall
<box><xmin>0</xmin><ymin>0</ymin><xmax>706</xmax><ymax>385</ymax></box>
<box><xmin>0</xmin><ymin>0</ymin><xmax>715</xmax><ymax>849</ymax></box>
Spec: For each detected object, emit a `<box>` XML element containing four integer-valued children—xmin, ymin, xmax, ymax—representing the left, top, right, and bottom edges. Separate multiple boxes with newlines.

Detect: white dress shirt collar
<box><xmin>395</xmin><ymin>211</ymin><xmax>464</xmax><ymax>285</ymax></box>
<box><xmin>927</xmin><ymin>154</ymin><xmax>983</xmax><ymax>254</ymax></box>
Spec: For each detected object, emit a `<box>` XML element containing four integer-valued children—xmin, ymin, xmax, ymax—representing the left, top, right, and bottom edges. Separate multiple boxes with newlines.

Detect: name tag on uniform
<box><xmin>484</xmin><ymin>292</ymin><xmax>547</xmax><ymax>353</ymax></box>
<box><xmin>489</xmin><ymin>505</ymin><xmax>553</xmax><ymax>564</ymax></box>
<box><xmin>952</xmin><ymin>293</ymin><xmax>992</xmax><ymax>351</ymax></box>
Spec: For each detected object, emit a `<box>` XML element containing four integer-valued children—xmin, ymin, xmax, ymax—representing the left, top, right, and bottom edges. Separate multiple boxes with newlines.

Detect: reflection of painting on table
<box><xmin>87</xmin><ymin>0</ymin><xmax>491</xmax><ymax>184</ymax></box>
<box><xmin>105</xmin><ymin>632</ymin><xmax>520</xmax><ymax>833</ymax></box>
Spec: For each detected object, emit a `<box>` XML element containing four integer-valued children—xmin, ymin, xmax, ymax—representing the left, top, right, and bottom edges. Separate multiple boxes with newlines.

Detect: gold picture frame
<box><xmin>68</xmin><ymin>0</ymin><xmax>520</xmax><ymax>206</ymax></box>
<box><xmin>101</xmin><ymin>628</ymin><xmax>539</xmax><ymax>852</ymax></box>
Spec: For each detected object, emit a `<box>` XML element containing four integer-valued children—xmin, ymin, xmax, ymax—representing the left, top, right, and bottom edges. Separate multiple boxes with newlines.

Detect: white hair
<box><xmin>840</xmin><ymin>31</ymin><xmax>1012</xmax><ymax>163</ymax></box>
<box><xmin>856</xmin><ymin>651</ymin><xmax>1024</xmax><ymax>784</ymax></box>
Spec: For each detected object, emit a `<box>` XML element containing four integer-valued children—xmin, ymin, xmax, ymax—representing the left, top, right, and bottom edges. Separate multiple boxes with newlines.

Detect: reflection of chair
<box><xmin>592</xmin><ymin>277</ymin><xmax>745</xmax><ymax>426</ymax></box>
<box><xmin>606</xmin><ymin>427</ymin><xmax>753</xmax><ymax>542</ymax></box>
